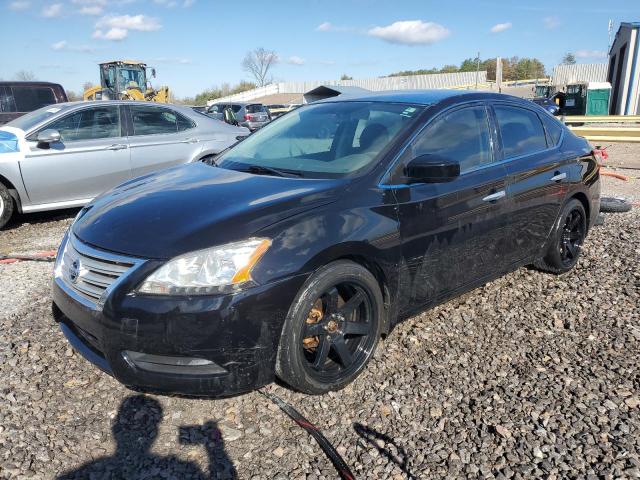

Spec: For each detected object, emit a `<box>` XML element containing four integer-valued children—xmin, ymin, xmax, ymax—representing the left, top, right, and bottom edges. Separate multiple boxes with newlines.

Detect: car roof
<box><xmin>314</xmin><ymin>89</ymin><xmax>528</xmax><ymax>106</ymax></box>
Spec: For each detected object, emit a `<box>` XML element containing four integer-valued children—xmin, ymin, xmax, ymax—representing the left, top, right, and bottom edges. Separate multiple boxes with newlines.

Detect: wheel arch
<box><xmin>570</xmin><ymin>191</ymin><xmax>590</xmax><ymax>229</ymax></box>
<box><xmin>0</xmin><ymin>173</ymin><xmax>22</xmax><ymax>211</ymax></box>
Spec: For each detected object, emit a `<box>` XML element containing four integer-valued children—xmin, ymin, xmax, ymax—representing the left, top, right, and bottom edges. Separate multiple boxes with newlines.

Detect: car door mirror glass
<box><xmin>406</xmin><ymin>154</ymin><xmax>460</xmax><ymax>183</ymax></box>
<box><xmin>36</xmin><ymin>129</ymin><xmax>61</xmax><ymax>145</ymax></box>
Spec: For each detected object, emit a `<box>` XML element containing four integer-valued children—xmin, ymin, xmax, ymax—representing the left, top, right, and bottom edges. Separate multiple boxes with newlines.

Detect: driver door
<box><xmin>20</xmin><ymin>105</ymin><xmax>131</xmax><ymax>205</ymax></box>
<box><xmin>390</xmin><ymin>103</ymin><xmax>513</xmax><ymax>312</ymax></box>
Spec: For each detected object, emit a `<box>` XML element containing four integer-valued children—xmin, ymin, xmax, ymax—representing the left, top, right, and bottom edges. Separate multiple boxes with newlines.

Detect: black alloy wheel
<box><xmin>534</xmin><ymin>198</ymin><xmax>587</xmax><ymax>274</ymax></box>
<box><xmin>301</xmin><ymin>283</ymin><xmax>376</xmax><ymax>382</ymax></box>
<box><xmin>559</xmin><ymin>209</ymin><xmax>585</xmax><ymax>267</ymax></box>
<box><xmin>276</xmin><ymin>261</ymin><xmax>383</xmax><ymax>394</ymax></box>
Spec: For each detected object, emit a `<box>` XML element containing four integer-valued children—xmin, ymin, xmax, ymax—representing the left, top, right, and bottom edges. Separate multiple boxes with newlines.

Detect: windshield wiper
<box><xmin>243</xmin><ymin>164</ymin><xmax>302</xmax><ymax>178</ymax></box>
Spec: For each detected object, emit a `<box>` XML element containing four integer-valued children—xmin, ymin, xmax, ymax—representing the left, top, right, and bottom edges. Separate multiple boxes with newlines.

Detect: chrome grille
<box><xmin>57</xmin><ymin>234</ymin><xmax>139</xmax><ymax>307</ymax></box>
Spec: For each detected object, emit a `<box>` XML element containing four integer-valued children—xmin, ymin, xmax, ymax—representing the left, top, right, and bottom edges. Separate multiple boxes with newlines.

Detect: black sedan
<box><xmin>52</xmin><ymin>91</ymin><xmax>600</xmax><ymax>396</ymax></box>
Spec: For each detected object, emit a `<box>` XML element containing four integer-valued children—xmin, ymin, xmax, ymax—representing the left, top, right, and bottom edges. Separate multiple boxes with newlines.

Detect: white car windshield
<box><xmin>216</xmin><ymin>101</ymin><xmax>424</xmax><ymax>179</ymax></box>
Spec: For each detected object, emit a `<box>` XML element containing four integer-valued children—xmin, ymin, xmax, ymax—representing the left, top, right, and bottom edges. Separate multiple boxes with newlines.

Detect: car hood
<box><xmin>73</xmin><ymin>163</ymin><xmax>343</xmax><ymax>259</ymax></box>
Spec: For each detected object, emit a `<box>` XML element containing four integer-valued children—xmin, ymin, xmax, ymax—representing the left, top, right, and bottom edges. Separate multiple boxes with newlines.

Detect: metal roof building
<box><xmin>608</xmin><ymin>22</ymin><xmax>640</xmax><ymax>115</ymax></box>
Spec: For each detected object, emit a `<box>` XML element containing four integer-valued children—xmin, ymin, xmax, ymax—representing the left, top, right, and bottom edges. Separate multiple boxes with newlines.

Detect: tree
<box><xmin>14</xmin><ymin>70</ymin><xmax>36</xmax><ymax>81</ymax></box>
<box><xmin>65</xmin><ymin>90</ymin><xmax>81</xmax><ymax>102</ymax></box>
<box><xmin>340</xmin><ymin>74</ymin><xmax>353</xmax><ymax>80</ymax></box>
<box><xmin>562</xmin><ymin>52</ymin><xmax>576</xmax><ymax>65</ymax></box>
<box><xmin>242</xmin><ymin>48</ymin><xmax>277</xmax><ymax>87</ymax></box>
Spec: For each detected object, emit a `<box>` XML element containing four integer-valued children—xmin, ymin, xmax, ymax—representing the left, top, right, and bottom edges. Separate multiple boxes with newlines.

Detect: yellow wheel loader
<box><xmin>83</xmin><ymin>61</ymin><xmax>170</xmax><ymax>102</ymax></box>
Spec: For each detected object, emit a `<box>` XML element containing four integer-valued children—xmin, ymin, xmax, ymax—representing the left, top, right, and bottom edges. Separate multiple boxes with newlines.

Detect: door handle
<box><xmin>482</xmin><ymin>190</ymin><xmax>506</xmax><ymax>202</ymax></box>
<box><xmin>550</xmin><ymin>172</ymin><xmax>567</xmax><ymax>182</ymax></box>
<box><xmin>106</xmin><ymin>144</ymin><xmax>128</xmax><ymax>151</ymax></box>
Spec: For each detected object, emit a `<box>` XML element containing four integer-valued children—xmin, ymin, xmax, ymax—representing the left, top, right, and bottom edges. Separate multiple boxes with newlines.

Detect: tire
<box><xmin>534</xmin><ymin>199</ymin><xmax>586</xmax><ymax>274</ymax></box>
<box><xmin>0</xmin><ymin>184</ymin><xmax>14</xmax><ymax>230</ymax></box>
<box><xmin>275</xmin><ymin>260</ymin><xmax>384</xmax><ymax>394</ymax></box>
<box><xmin>600</xmin><ymin>197</ymin><xmax>632</xmax><ymax>213</ymax></box>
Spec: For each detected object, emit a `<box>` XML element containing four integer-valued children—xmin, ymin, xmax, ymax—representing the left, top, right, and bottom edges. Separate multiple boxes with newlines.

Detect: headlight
<box><xmin>138</xmin><ymin>238</ymin><xmax>271</xmax><ymax>295</ymax></box>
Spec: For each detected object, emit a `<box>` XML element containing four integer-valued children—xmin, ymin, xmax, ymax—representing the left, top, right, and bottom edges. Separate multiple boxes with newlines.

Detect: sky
<box><xmin>1</xmin><ymin>0</ymin><xmax>638</xmax><ymax>98</ymax></box>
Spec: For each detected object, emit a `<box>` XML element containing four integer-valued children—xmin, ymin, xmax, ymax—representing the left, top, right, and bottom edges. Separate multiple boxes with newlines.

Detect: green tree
<box><xmin>340</xmin><ymin>74</ymin><xmax>353</xmax><ymax>80</ymax></box>
<box><xmin>459</xmin><ymin>58</ymin><xmax>478</xmax><ymax>72</ymax></box>
<box><xmin>562</xmin><ymin>52</ymin><xmax>576</xmax><ymax>65</ymax></box>
<box><xmin>439</xmin><ymin>64</ymin><xmax>459</xmax><ymax>74</ymax></box>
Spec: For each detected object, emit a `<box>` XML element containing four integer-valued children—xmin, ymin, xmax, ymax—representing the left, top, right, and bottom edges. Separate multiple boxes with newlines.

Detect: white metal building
<box><xmin>608</xmin><ymin>22</ymin><xmax>640</xmax><ymax>115</ymax></box>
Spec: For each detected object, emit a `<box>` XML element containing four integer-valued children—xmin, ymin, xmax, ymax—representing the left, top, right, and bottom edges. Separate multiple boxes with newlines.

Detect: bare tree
<box><xmin>242</xmin><ymin>48</ymin><xmax>277</xmax><ymax>87</ymax></box>
<box><xmin>14</xmin><ymin>70</ymin><xmax>36</xmax><ymax>81</ymax></box>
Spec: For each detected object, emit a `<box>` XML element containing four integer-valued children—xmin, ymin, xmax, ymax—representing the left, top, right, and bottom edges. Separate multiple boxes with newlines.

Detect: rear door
<box><xmin>492</xmin><ymin>103</ymin><xmax>569</xmax><ymax>263</ymax></box>
<box><xmin>20</xmin><ymin>105</ymin><xmax>130</xmax><ymax>205</ymax></box>
<box><xmin>127</xmin><ymin>104</ymin><xmax>200</xmax><ymax>178</ymax></box>
<box><xmin>391</xmin><ymin>103</ymin><xmax>513</xmax><ymax>311</ymax></box>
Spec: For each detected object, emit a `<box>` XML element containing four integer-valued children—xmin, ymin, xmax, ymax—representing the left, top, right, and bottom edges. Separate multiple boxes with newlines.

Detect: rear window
<box><xmin>543</xmin><ymin>115</ymin><xmax>564</xmax><ymax>146</ymax></box>
<box><xmin>494</xmin><ymin>105</ymin><xmax>548</xmax><ymax>158</ymax></box>
<box><xmin>245</xmin><ymin>104</ymin><xmax>265</xmax><ymax>113</ymax></box>
<box><xmin>12</xmin><ymin>86</ymin><xmax>56</xmax><ymax>113</ymax></box>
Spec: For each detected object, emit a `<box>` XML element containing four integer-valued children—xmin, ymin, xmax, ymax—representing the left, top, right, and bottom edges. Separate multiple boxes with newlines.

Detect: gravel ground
<box><xmin>0</xmin><ymin>164</ymin><xmax>638</xmax><ymax>479</ymax></box>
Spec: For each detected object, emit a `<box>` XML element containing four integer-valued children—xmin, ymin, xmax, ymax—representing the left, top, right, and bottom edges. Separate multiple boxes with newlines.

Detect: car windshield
<box><xmin>7</xmin><ymin>103</ymin><xmax>73</xmax><ymax>132</ymax></box>
<box><xmin>216</xmin><ymin>101</ymin><xmax>424</xmax><ymax>178</ymax></box>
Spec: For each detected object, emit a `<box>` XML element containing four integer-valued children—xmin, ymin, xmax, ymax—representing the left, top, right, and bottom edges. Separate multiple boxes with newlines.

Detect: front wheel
<box><xmin>0</xmin><ymin>184</ymin><xmax>14</xmax><ymax>230</ymax></box>
<box><xmin>275</xmin><ymin>261</ymin><xmax>383</xmax><ymax>394</ymax></box>
<box><xmin>534</xmin><ymin>198</ymin><xmax>587</xmax><ymax>274</ymax></box>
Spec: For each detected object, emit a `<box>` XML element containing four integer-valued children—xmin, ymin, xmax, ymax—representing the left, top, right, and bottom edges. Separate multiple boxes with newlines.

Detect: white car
<box><xmin>0</xmin><ymin>101</ymin><xmax>249</xmax><ymax>229</ymax></box>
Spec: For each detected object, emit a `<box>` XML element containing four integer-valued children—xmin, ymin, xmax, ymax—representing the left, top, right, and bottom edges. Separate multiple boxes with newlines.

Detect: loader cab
<box><xmin>100</xmin><ymin>62</ymin><xmax>149</xmax><ymax>100</ymax></box>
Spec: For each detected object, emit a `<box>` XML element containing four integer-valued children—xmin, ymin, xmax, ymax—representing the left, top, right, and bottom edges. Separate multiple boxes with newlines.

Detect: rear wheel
<box><xmin>534</xmin><ymin>199</ymin><xmax>586</xmax><ymax>274</ymax></box>
<box><xmin>0</xmin><ymin>184</ymin><xmax>14</xmax><ymax>230</ymax></box>
<box><xmin>276</xmin><ymin>261</ymin><xmax>383</xmax><ymax>394</ymax></box>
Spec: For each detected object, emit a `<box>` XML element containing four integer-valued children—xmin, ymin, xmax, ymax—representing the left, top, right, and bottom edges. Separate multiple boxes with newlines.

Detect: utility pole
<box><xmin>607</xmin><ymin>19</ymin><xmax>613</xmax><ymax>53</ymax></box>
<box><xmin>475</xmin><ymin>51</ymin><xmax>480</xmax><ymax>89</ymax></box>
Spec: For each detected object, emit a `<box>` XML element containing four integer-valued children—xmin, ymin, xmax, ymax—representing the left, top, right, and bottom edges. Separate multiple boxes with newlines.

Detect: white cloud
<box><xmin>183</xmin><ymin>0</ymin><xmax>195</xmax><ymax>6</ymax></box>
<box><xmin>9</xmin><ymin>1</ymin><xmax>31</xmax><ymax>11</ymax></box>
<box><xmin>93</xmin><ymin>14</ymin><xmax>161</xmax><ymax>40</ymax></box>
<box><xmin>80</xmin><ymin>5</ymin><xmax>103</xmax><ymax>15</ymax></box>
<box><xmin>490</xmin><ymin>22</ymin><xmax>512</xmax><ymax>33</ymax></box>
<box><xmin>316</xmin><ymin>21</ymin><xmax>333</xmax><ymax>32</ymax></box>
<box><xmin>93</xmin><ymin>27</ymin><xmax>128</xmax><ymax>40</ymax></box>
<box><xmin>368</xmin><ymin>20</ymin><xmax>450</xmax><ymax>46</ymax></box>
<box><xmin>544</xmin><ymin>16</ymin><xmax>561</xmax><ymax>29</ymax></box>
<box><xmin>286</xmin><ymin>56</ymin><xmax>305</xmax><ymax>66</ymax></box>
<box><xmin>154</xmin><ymin>0</ymin><xmax>177</xmax><ymax>7</ymax></box>
<box><xmin>575</xmin><ymin>49</ymin><xmax>607</xmax><ymax>59</ymax></box>
<box><xmin>96</xmin><ymin>14</ymin><xmax>161</xmax><ymax>32</ymax></box>
<box><xmin>42</xmin><ymin>3</ymin><xmax>63</xmax><ymax>17</ymax></box>
<box><xmin>155</xmin><ymin>57</ymin><xmax>192</xmax><ymax>65</ymax></box>
<box><xmin>51</xmin><ymin>40</ymin><xmax>95</xmax><ymax>52</ymax></box>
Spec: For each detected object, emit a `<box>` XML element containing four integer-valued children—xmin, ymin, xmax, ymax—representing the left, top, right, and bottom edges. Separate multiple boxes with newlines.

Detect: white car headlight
<box><xmin>138</xmin><ymin>238</ymin><xmax>271</xmax><ymax>295</ymax></box>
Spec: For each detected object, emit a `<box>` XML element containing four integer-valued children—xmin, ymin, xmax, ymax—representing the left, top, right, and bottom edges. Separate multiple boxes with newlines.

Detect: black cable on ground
<box><xmin>259</xmin><ymin>389</ymin><xmax>356</xmax><ymax>480</ymax></box>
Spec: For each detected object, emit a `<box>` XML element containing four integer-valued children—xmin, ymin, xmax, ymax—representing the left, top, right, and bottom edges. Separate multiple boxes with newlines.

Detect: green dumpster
<box><xmin>563</xmin><ymin>82</ymin><xmax>611</xmax><ymax>116</ymax></box>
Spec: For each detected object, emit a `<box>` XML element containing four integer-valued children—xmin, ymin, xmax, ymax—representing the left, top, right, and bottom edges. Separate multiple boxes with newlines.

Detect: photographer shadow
<box><xmin>58</xmin><ymin>394</ymin><xmax>236</xmax><ymax>480</ymax></box>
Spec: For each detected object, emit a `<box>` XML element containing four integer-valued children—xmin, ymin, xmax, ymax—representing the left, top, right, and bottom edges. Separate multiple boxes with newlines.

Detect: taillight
<box><xmin>244</xmin><ymin>114</ymin><xmax>252</xmax><ymax>121</ymax></box>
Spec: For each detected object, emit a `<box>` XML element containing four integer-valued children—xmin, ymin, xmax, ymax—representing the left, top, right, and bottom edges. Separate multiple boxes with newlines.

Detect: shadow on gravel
<box><xmin>2</xmin><ymin>207</ymin><xmax>80</xmax><ymax>231</ymax></box>
<box><xmin>57</xmin><ymin>394</ymin><xmax>236</xmax><ymax>479</ymax></box>
<box><xmin>354</xmin><ymin>422</ymin><xmax>417</xmax><ymax>479</ymax></box>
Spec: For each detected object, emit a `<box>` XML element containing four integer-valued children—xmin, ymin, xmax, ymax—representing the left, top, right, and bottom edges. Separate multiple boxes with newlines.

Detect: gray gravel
<box><xmin>0</xmin><ymin>174</ymin><xmax>638</xmax><ymax>479</ymax></box>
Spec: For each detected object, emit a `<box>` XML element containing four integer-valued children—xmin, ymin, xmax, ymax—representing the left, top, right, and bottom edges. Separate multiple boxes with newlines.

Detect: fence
<box><xmin>208</xmin><ymin>71</ymin><xmax>488</xmax><ymax>105</ymax></box>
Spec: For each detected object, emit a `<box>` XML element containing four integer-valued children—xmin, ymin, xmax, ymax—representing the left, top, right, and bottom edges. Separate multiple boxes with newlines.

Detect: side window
<box><xmin>131</xmin><ymin>106</ymin><xmax>178</xmax><ymax>135</ymax></box>
<box><xmin>542</xmin><ymin>115</ymin><xmax>563</xmax><ymax>146</ymax></box>
<box><xmin>411</xmin><ymin>106</ymin><xmax>492</xmax><ymax>173</ymax></box>
<box><xmin>494</xmin><ymin>105</ymin><xmax>547</xmax><ymax>158</ymax></box>
<box><xmin>12</xmin><ymin>86</ymin><xmax>56</xmax><ymax>112</ymax></box>
<box><xmin>176</xmin><ymin>112</ymin><xmax>195</xmax><ymax>131</ymax></box>
<box><xmin>0</xmin><ymin>87</ymin><xmax>16</xmax><ymax>112</ymax></box>
<box><xmin>45</xmin><ymin>106</ymin><xmax>121</xmax><ymax>141</ymax></box>
<box><xmin>231</xmin><ymin>105</ymin><xmax>242</xmax><ymax>114</ymax></box>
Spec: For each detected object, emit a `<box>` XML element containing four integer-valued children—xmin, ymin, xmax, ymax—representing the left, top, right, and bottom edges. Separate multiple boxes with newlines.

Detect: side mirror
<box><xmin>36</xmin><ymin>129</ymin><xmax>61</xmax><ymax>145</ymax></box>
<box><xmin>406</xmin><ymin>154</ymin><xmax>460</xmax><ymax>183</ymax></box>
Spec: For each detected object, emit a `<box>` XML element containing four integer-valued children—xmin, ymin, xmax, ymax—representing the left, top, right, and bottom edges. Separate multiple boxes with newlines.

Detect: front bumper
<box><xmin>52</xmin><ymin>257</ymin><xmax>306</xmax><ymax>397</ymax></box>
